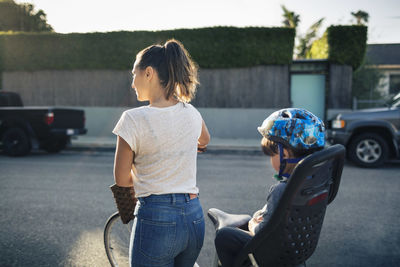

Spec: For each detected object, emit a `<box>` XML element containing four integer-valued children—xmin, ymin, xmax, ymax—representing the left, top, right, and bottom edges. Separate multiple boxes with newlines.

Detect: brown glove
<box><xmin>110</xmin><ymin>184</ymin><xmax>138</xmax><ymax>224</ymax></box>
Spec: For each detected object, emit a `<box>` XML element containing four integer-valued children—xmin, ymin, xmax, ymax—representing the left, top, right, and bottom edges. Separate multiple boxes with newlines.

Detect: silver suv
<box><xmin>327</xmin><ymin>93</ymin><xmax>400</xmax><ymax>167</ymax></box>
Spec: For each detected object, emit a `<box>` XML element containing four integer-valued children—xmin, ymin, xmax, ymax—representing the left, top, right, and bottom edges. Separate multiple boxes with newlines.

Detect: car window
<box><xmin>392</xmin><ymin>99</ymin><xmax>400</xmax><ymax>108</ymax></box>
<box><xmin>389</xmin><ymin>93</ymin><xmax>400</xmax><ymax>108</ymax></box>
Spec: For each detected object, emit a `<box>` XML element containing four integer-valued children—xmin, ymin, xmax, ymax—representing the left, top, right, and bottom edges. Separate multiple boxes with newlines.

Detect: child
<box><xmin>215</xmin><ymin>108</ymin><xmax>325</xmax><ymax>267</ymax></box>
<box><xmin>113</xmin><ymin>39</ymin><xmax>210</xmax><ymax>267</ymax></box>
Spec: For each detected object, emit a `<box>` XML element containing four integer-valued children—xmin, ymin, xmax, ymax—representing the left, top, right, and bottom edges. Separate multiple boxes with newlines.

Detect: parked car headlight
<box><xmin>332</xmin><ymin>119</ymin><xmax>346</xmax><ymax>129</ymax></box>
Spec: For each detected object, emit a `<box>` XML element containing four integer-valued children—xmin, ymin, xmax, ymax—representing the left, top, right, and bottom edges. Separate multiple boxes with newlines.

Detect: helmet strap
<box><xmin>278</xmin><ymin>143</ymin><xmax>286</xmax><ymax>179</ymax></box>
<box><xmin>276</xmin><ymin>143</ymin><xmax>304</xmax><ymax>180</ymax></box>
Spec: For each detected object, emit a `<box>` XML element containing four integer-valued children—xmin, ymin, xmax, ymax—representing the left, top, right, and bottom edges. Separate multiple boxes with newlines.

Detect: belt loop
<box><xmin>171</xmin><ymin>194</ymin><xmax>176</xmax><ymax>204</ymax></box>
<box><xmin>184</xmin><ymin>193</ymin><xmax>190</xmax><ymax>202</ymax></box>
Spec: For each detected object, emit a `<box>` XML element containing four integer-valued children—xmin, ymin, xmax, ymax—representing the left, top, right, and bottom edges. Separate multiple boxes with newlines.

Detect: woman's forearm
<box><xmin>114</xmin><ymin>136</ymin><xmax>135</xmax><ymax>187</ymax></box>
<box><xmin>114</xmin><ymin>170</ymin><xmax>134</xmax><ymax>187</ymax></box>
<box><xmin>198</xmin><ymin>119</ymin><xmax>210</xmax><ymax>146</ymax></box>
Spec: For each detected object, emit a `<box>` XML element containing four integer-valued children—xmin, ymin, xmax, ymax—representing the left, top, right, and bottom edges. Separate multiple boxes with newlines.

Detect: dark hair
<box><xmin>261</xmin><ymin>137</ymin><xmax>279</xmax><ymax>156</ymax></box>
<box><xmin>261</xmin><ymin>137</ymin><xmax>319</xmax><ymax>158</ymax></box>
<box><xmin>136</xmin><ymin>39</ymin><xmax>199</xmax><ymax>102</ymax></box>
<box><xmin>262</xmin><ymin>136</ymin><xmax>325</xmax><ymax>174</ymax></box>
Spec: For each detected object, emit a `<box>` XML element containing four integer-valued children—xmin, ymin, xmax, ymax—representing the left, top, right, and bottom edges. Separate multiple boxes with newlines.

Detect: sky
<box><xmin>18</xmin><ymin>0</ymin><xmax>400</xmax><ymax>44</ymax></box>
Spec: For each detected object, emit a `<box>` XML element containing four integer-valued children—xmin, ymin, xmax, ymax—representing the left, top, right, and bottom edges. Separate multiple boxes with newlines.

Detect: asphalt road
<box><xmin>0</xmin><ymin>150</ymin><xmax>399</xmax><ymax>267</ymax></box>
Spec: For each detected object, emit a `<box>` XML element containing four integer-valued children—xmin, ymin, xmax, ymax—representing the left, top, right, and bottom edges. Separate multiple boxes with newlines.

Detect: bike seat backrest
<box><xmin>233</xmin><ymin>145</ymin><xmax>345</xmax><ymax>267</ymax></box>
<box><xmin>273</xmin><ymin>159</ymin><xmax>334</xmax><ymax>266</ymax></box>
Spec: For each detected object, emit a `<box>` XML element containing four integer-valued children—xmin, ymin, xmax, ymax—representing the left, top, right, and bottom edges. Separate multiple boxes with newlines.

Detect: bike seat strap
<box><xmin>207</xmin><ymin>208</ymin><xmax>252</xmax><ymax>231</ymax></box>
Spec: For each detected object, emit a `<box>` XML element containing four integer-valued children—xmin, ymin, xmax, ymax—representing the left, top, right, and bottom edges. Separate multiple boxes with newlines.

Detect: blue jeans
<box><xmin>129</xmin><ymin>194</ymin><xmax>205</xmax><ymax>267</ymax></box>
<box><xmin>215</xmin><ymin>227</ymin><xmax>252</xmax><ymax>267</ymax></box>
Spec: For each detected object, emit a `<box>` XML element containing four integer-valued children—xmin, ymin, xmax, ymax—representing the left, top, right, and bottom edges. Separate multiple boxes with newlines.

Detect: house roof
<box><xmin>366</xmin><ymin>44</ymin><xmax>400</xmax><ymax>65</ymax></box>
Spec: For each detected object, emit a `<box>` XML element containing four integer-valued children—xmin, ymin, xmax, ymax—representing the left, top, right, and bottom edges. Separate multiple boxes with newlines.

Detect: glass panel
<box><xmin>290</xmin><ymin>74</ymin><xmax>326</xmax><ymax>119</ymax></box>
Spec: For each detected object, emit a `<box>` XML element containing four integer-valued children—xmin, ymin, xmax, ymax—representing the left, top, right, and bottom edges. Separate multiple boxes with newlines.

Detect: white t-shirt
<box><xmin>112</xmin><ymin>102</ymin><xmax>203</xmax><ymax>198</ymax></box>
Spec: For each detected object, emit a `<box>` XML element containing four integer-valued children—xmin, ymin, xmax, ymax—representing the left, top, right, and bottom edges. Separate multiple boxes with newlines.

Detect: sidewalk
<box><xmin>69</xmin><ymin>136</ymin><xmax>262</xmax><ymax>153</ymax></box>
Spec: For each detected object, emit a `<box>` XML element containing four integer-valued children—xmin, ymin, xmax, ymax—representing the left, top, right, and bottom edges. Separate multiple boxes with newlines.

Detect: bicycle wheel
<box><xmin>104</xmin><ymin>212</ymin><xmax>134</xmax><ymax>267</ymax></box>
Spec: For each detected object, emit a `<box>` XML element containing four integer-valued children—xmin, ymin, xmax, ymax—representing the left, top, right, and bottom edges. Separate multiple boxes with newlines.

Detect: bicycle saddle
<box><xmin>208</xmin><ymin>208</ymin><xmax>252</xmax><ymax>231</ymax></box>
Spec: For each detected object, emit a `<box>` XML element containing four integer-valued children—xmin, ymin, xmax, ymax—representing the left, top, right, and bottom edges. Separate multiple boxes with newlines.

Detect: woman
<box><xmin>112</xmin><ymin>39</ymin><xmax>210</xmax><ymax>267</ymax></box>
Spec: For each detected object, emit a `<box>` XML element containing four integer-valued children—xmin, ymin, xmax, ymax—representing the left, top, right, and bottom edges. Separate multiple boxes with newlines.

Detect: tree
<box><xmin>351</xmin><ymin>10</ymin><xmax>369</xmax><ymax>25</ymax></box>
<box><xmin>281</xmin><ymin>5</ymin><xmax>324</xmax><ymax>59</ymax></box>
<box><xmin>0</xmin><ymin>0</ymin><xmax>53</xmax><ymax>32</ymax></box>
<box><xmin>296</xmin><ymin>18</ymin><xmax>324</xmax><ymax>59</ymax></box>
<box><xmin>281</xmin><ymin>5</ymin><xmax>300</xmax><ymax>28</ymax></box>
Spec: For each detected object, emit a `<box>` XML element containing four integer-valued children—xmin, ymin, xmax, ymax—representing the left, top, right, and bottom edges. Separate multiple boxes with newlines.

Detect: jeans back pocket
<box><xmin>139</xmin><ymin>218</ymin><xmax>177</xmax><ymax>261</ymax></box>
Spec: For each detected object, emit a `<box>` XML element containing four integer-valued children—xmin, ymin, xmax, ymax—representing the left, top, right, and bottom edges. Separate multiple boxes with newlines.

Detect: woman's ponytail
<box><xmin>163</xmin><ymin>39</ymin><xmax>198</xmax><ymax>102</ymax></box>
<box><xmin>136</xmin><ymin>39</ymin><xmax>199</xmax><ymax>103</ymax></box>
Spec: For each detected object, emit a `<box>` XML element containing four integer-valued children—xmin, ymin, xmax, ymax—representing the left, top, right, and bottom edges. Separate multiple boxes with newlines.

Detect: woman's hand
<box><xmin>198</xmin><ymin>119</ymin><xmax>210</xmax><ymax>152</ymax></box>
<box><xmin>197</xmin><ymin>144</ymin><xmax>207</xmax><ymax>153</ymax></box>
<box><xmin>114</xmin><ymin>136</ymin><xmax>135</xmax><ymax>187</ymax></box>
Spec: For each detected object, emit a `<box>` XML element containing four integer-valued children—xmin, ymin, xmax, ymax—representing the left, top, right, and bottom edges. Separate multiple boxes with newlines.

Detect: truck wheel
<box><xmin>1</xmin><ymin>128</ymin><xmax>31</xmax><ymax>157</ymax></box>
<box><xmin>42</xmin><ymin>138</ymin><xmax>67</xmax><ymax>153</ymax></box>
<box><xmin>348</xmin><ymin>133</ymin><xmax>388</xmax><ymax>168</ymax></box>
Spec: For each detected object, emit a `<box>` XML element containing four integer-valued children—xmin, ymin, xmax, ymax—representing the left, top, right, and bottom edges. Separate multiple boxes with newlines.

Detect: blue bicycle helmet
<box><xmin>258</xmin><ymin>108</ymin><xmax>325</xmax><ymax>179</ymax></box>
<box><xmin>258</xmin><ymin>108</ymin><xmax>325</xmax><ymax>152</ymax></box>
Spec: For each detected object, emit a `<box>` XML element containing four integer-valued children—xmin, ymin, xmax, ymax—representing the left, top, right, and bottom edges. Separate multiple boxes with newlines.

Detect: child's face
<box><xmin>270</xmin><ymin>153</ymin><xmax>280</xmax><ymax>172</ymax></box>
<box><xmin>270</xmin><ymin>147</ymin><xmax>289</xmax><ymax>172</ymax></box>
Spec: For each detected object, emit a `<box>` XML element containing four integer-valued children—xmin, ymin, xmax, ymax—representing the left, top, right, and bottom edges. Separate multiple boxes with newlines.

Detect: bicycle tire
<box><xmin>104</xmin><ymin>212</ymin><xmax>134</xmax><ymax>267</ymax></box>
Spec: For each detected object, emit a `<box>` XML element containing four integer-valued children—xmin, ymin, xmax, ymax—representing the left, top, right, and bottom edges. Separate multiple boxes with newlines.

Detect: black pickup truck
<box><xmin>0</xmin><ymin>91</ymin><xmax>87</xmax><ymax>156</ymax></box>
<box><xmin>327</xmin><ymin>93</ymin><xmax>400</xmax><ymax>167</ymax></box>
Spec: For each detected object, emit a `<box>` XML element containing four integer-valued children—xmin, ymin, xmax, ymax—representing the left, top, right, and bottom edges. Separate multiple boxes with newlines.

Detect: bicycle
<box><xmin>104</xmin><ymin>211</ymin><xmax>134</xmax><ymax>267</ymax></box>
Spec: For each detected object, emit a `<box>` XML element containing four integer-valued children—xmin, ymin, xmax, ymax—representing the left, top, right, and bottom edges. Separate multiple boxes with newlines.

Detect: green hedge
<box><xmin>0</xmin><ymin>27</ymin><xmax>295</xmax><ymax>71</ymax></box>
<box><xmin>328</xmin><ymin>25</ymin><xmax>367</xmax><ymax>69</ymax></box>
<box><xmin>308</xmin><ymin>25</ymin><xmax>367</xmax><ymax>69</ymax></box>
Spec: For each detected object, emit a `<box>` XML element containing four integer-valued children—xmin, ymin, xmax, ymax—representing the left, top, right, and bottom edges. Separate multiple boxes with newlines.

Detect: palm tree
<box><xmin>351</xmin><ymin>10</ymin><xmax>369</xmax><ymax>25</ymax></box>
<box><xmin>281</xmin><ymin>5</ymin><xmax>300</xmax><ymax>28</ymax></box>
